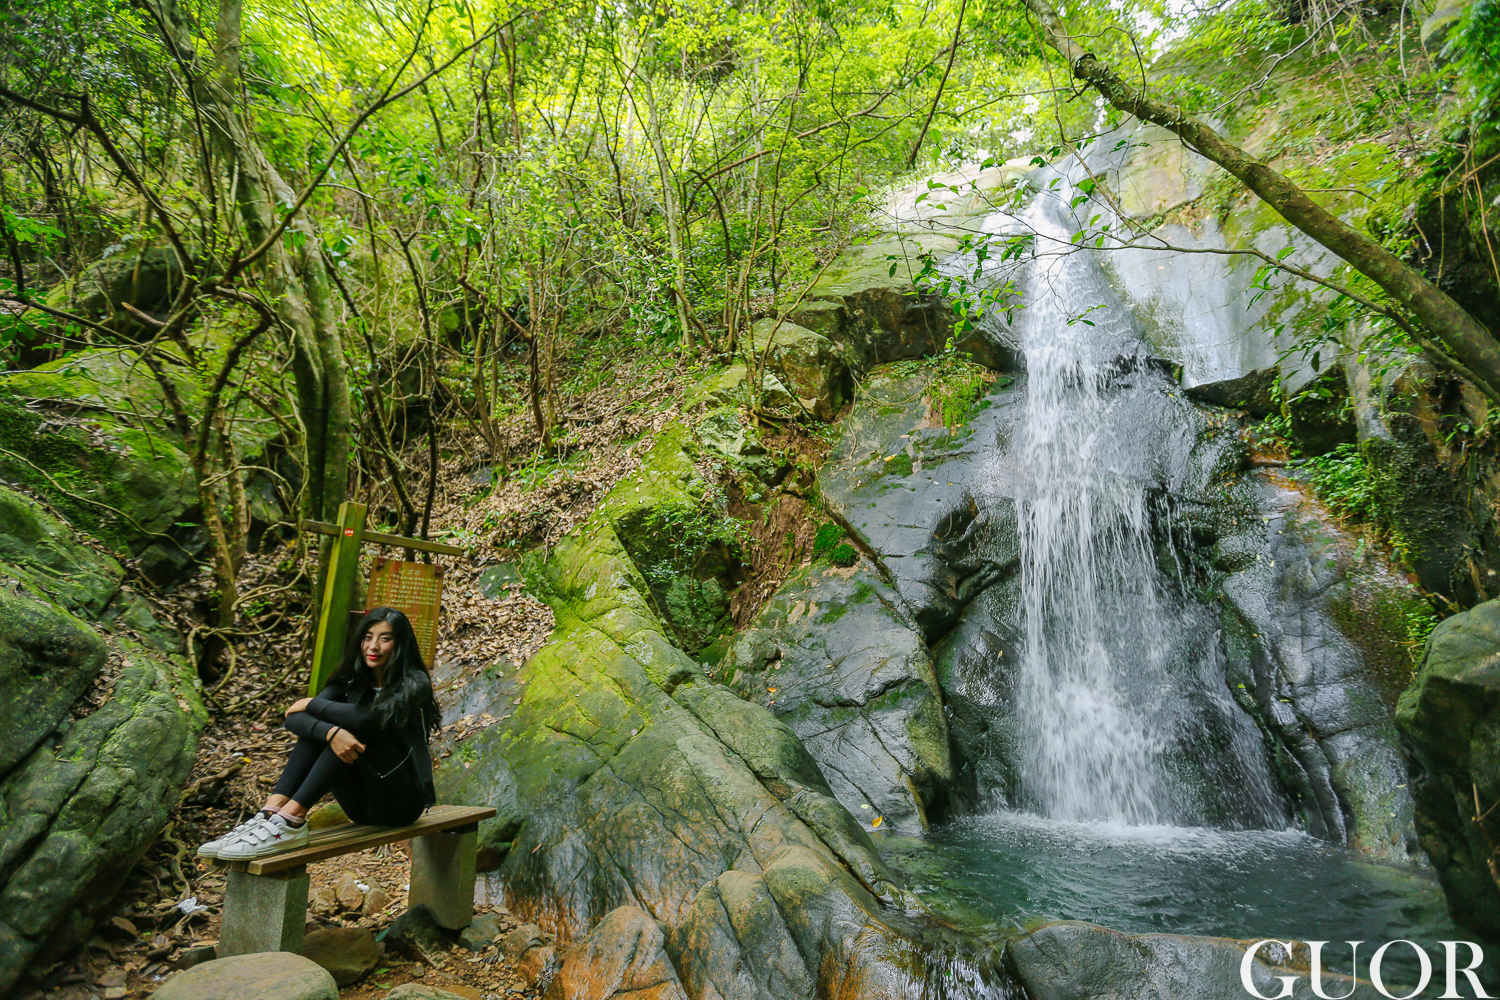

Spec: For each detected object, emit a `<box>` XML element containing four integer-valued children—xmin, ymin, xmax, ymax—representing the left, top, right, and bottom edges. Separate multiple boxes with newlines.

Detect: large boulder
<box><xmin>432</xmin><ymin>422</ymin><xmax>1002</xmax><ymax>998</ymax></box>
<box><xmin>544</xmin><ymin>906</ymin><xmax>686</xmax><ymax>1000</ymax></box>
<box><xmin>1420</xmin><ymin>0</ymin><xmax>1473</xmax><ymax>52</ymax></box>
<box><xmin>1396</xmin><ymin>598</ymin><xmax>1500</xmax><ymax>936</ymax></box>
<box><xmin>72</xmin><ymin>246</ymin><xmax>185</xmax><ymax>330</ymax></box>
<box><xmin>786</xmin><ymin>240</ymin><xmax>1021</xmax><ymax>373</ymax></box>
<box><xmin>0</xmin><ymin>487</ymin><xmax>125</xmax><ymax>617</ymax></box>
<box><xmin>745</xmin><ymin>319</ymin><xmax>850</xmax><ymax>421</ymax></box>
<box><xmin>0</xmin><ymin>587</ymin><xmax>109</xmax><ymax>777</ymax></box>
<box><xmin>1215</xmin><ymin>477</ymin><xmax>1420</xmax><ymax>862</ymax></box>
<box><xmin>152</xmin><ymin>951</ymin><xmax>337</xmax><ymax>1000</ymax></box>
<box><xmin>1184</xmin><ymin>365</ymin><xmax>1278</xmax><ymax>417</ymax></box>
<box><xmin>0</xmin><ymin>487</ymin><xmax>205</xmax><ymax>995</ymax></box>
<box><xmin>0</xmin><ymin>348</ymin><xmax>280</xmax><ymax>558</ymax></box>
<box><xmin>300</xmin><ymin>926</ymin><xmax>378</xmax><ymax>986</ymax></box>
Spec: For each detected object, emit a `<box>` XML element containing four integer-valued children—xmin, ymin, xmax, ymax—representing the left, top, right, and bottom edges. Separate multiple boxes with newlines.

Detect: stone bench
<box><xmin>211</xmin><ymin>804</ymin><xmax>496</xmax><ymax>958</ymax></box>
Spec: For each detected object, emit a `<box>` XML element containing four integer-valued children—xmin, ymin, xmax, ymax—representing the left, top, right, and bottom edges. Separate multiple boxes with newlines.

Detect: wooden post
<box><xmin>409</xmin><ymin>824</ymin><xmax>478</xmax><ymax>929</ymax></box>
<box><xmin>308</xmin><ymin>501</ymin><xmax>368</xmax><ymax>695</ymax></box>
<box><xmin>218</xmin><ymin>867</ymin><xmax>309</xmax><ymax>957</ymax></box>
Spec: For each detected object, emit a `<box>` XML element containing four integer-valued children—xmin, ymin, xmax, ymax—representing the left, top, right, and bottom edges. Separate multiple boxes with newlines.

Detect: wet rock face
<box><xmin>810</xmin><ymin>361</ymin><xmax>1413</xmax><ymax>847</ymax></box>
<box><xmin>1397</xmin><ymin>599</ymin><xmax>1500</xmax><ymax>936</ymax></box>
<box><xmin>0</xmin><ymin>486</ymin><xmax>205</xmax><ymax>995</ymax></box>
<box><xmin>783</xmin><ymin>371</ymin><xmax>1018</xmax><ymax>818</ymax></box>
<box><xmin>816</xmin><ymin>370</ymin><xmax>1025</xmax><ymax>640</ymax></box>
<box><xmin>720</xmin><ymin>564</ymin><xmax>952</xmax><ymax>835</ymax></box>
<box><xmin>1214</xmin><ymin>478</ymin><xmax>1420</xmax><ymax>862</ymax></box>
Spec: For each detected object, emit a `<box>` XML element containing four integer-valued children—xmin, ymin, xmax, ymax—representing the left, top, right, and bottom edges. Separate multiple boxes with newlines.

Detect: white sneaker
<box><xmin>196</xmin><ymin>814</ymin><xmax>268</xmax><ymax>859</ymax></box>
<box><xmin>217</xmin><ymin>815</ymin><xmax>311</xmax><ymax>860</ymax></box>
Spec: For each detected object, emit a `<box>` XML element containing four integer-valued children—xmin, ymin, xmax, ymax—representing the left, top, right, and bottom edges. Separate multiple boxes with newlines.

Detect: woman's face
<box><xmin>362</xmin><ymin>621</ymin><xmax>396</xmax><ymax>672</ymax></box>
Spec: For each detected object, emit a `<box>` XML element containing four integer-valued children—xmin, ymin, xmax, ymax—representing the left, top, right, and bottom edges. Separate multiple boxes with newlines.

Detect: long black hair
<box><xmin>333</xmin><ymin>607</ymin><xmax>442</xmax><ymax>734</ymax></box>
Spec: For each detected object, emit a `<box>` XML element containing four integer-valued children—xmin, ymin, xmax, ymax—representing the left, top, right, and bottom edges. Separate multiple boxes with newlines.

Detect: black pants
<box><xmin>271</xmin><ymin>736</ymin><xmax>427</xmax><ymax>825</ymax></box>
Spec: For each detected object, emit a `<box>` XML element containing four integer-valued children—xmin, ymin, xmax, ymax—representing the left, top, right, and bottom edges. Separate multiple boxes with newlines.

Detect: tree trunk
<box><xmin>1021</xmin><ymin>0</ymin><xmax>1500</xmax><ymax>403</ymax></box>
<box><xmin>171</xmin><ymin>0</ymin><xmax>352</xmax><ymax>523</ymax></box>
<box><xmin>145</xmin><ymin>0</ymin><xmax>353</xmax><ymax>629</ymax></box>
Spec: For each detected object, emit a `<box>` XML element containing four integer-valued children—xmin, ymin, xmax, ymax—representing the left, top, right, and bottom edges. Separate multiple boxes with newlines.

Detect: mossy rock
<box><xmin>1362</xmin><ymin>396</ymin><xmax>1481</xmax><ymax>604</ymax></box>
<box><xmin>0</xmin><ymin>487</ymin><xmax>124</xmax><ymax>617</ymax></box>
<box><xmin>0</xmin><ymin>585</ymin><xmax>205</xmax><ymax>994</ymax></box>
<box><xmin>686</xmin><ymin>404</ymin><xmax>786</xmax><ymax>485</ymax></box>
<box><xmin>1283</xmin><ymin>367</ymin><xmax>1355</xmax><ymax>456</ymax></box>
<box><xmin>1213</xmin><ymin>483</ymin><xmax>1419</xmax><ymax>861</ymax></box>
<box><xmin>681</xmin><ymin>364</ymin><xmax>794</xmax><ymax>414</ymax></box>
<box><xmin>1396</xmin><ymin>598</ymin><xmax>1500</xmax><ymax>936</ymax></box>
<box><xmin>0</xmin><ymin>348</ymin><xmax>281</xmax><ymax>554</ymax></box>
<box><xmin>0</xmin><ymin>395</ymin><xmax>193</xmax><ymax>551</ymax></box>
<box><xmin>430</xmin><ymin>418</ymin><xmax>1001</xmax><ymax>998</ymax></box>
<box><xmin>801</xmin><ymin>240</ymin><xmax>1019</xmax><ymax>372</ymax></box>
<box><xmin>0</xmin><ymin>585</ymin><xmax>108</xmax><ymax>776</ymax></box>
<box><xmin>71</xmin><ymin>246</ymin><xmax>184</xmax><ymax>333</ymax></box>
<box><xmin>746</xmin><ymin>319</ymin><xmax>851</xmax><ymax>421</ymax></box>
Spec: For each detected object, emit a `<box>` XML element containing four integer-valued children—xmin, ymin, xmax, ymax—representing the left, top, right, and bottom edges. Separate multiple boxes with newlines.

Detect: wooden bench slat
<box><xmin>213</xmin><ymin>804</ymin><xmax>496</xmax><ymax>875</ymax></box>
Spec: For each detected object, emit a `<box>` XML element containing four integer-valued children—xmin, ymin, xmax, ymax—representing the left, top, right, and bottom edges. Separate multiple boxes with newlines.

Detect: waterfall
<box><xmin>976</xmin><ymin>169</ymin><xmax>1287</xmax><ymax>829</ymax></box>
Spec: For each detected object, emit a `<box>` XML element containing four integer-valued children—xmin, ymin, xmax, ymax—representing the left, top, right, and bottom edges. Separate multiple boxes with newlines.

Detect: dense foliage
<box><xmin>0</xmin><ymin>0</ymin><xmax>1496</xmax><ymax>656</ymax></box>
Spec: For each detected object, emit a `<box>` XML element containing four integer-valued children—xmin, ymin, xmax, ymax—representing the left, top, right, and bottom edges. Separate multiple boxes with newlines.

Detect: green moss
<box><xmin>829</xmin><ymin>543</ymin><xmax>858</xmax><ymax>567</ymax></box>
<box><xmin>1326</xmin><ymin>578</ymin><xmax>1439</xmax><ymax>707</ymax></box>
<box><xmin>882</xmin><ymin>452</ymin><xmax>914</xmax><ymax>477</ymax></box>
<box><xmin>0</xmin><ymin>396</ymin><xmax>191</xmax><ymax>550</ymax></box>
<box><xmin>812</xmin><ymin>522</ymin><xmax>845</xmax><ymax>560</ymax></box>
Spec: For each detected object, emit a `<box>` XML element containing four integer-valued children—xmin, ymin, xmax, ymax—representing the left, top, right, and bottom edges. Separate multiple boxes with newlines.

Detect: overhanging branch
<box><xmin>1018</xmin><ymin>0</ymin><xmax>1500</xmax><ymax>404</ymax></box>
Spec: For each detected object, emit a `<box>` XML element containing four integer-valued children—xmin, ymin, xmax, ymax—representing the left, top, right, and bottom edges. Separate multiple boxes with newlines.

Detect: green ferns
<box><xmin>1304</xmin><ymin>443</ymin><xmax>1376</xmax><ymax>519</ymax></box>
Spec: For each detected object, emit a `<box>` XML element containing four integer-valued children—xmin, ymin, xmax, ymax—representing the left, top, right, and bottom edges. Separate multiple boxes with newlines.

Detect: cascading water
<box><xmin>987</xmin><ymin>172</ymin><xmax>1285</xmax><ymax>828</ymax></box>
<box><xmin>864</xmin><ymin>158</ymin><xmax>1474</xmax><ymax>995</ymax></box>
<box><xmin>1009</xmin><ymin>199</ymin><xmax>1177</xmax><ymax>825</ymax></box>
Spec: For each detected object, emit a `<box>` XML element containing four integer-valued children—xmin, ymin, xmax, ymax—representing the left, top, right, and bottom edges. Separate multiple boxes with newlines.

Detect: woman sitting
<box><xmin>198</xmin><ymin>607</ymin><xmax>441</xmax><ymax>861</ymax></box>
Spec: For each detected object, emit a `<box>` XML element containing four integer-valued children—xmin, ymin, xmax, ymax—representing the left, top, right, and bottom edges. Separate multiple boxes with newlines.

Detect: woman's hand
<box><xmin>328</xmin><ymin>727</ymin><xmax>365</xmax><ymax>764</ymax></box>
<box><xmin>285</xmin><ymin>697</ymin><xmax>313</xmax><ymax>717</ymax></box>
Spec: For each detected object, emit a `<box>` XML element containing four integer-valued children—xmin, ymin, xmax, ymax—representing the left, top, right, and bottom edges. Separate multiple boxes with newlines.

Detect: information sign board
<box><xmin>366</xmin><ymin>557</ymin><xmax>445</xmax><ymax>669</ymax></box>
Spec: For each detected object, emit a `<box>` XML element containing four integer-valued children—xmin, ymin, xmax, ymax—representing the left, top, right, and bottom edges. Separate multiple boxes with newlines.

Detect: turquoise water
<box><xmin>882</xmin><ymin>811</ymin><xmax>1485</xmax><ymax>992</ymax></box>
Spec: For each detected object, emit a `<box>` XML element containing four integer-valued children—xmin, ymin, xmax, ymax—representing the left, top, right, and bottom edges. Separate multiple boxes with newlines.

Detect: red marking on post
<box><xmin>344</xmin><ymin>529</ymin><xmax>355</xmax><ymax>537</ymax></box>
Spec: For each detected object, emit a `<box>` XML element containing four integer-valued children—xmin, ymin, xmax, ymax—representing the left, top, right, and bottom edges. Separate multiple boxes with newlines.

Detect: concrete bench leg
<box><xmin>218</xmin><ymin>866</ymin><xmax>309</xmax><ymax>957</ymax></box>
<box><xmin>409</xmin><ymin>823</ymin><xmax>477</xmax><ymax>930</ymax></box>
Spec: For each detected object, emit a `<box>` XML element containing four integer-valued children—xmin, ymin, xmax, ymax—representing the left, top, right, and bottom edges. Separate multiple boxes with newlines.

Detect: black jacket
<box><xmin>288</xmin><ymin>671</ymin><xmax>437</xmax><ymax>809</ymax></box>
